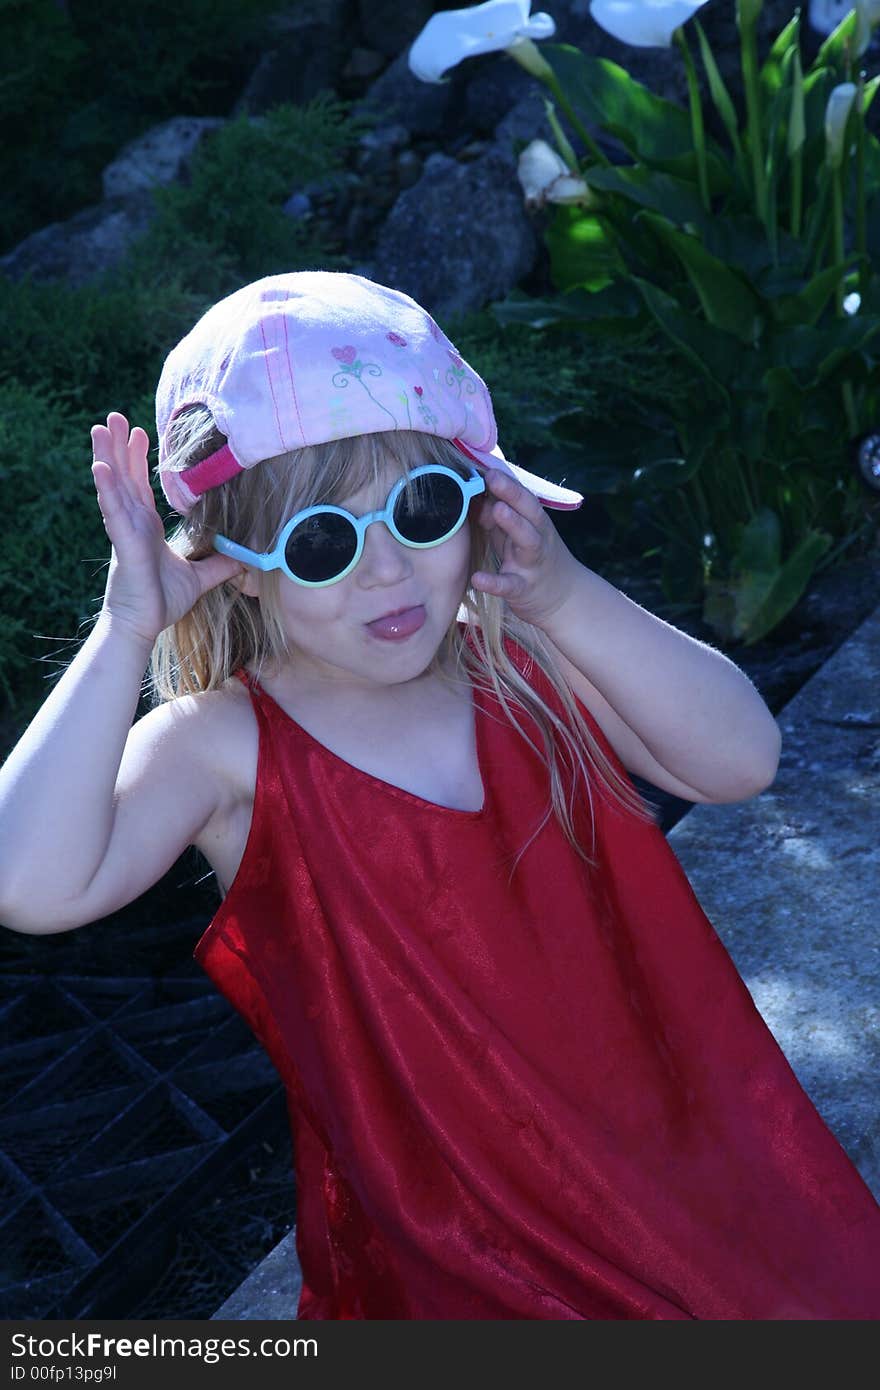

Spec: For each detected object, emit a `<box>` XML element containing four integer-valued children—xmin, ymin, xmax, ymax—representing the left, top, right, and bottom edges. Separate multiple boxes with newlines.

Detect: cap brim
<box><xmin>452</xmin><ymin>440</ymin><xmax>583</xmax><ymax>510</ymax></box>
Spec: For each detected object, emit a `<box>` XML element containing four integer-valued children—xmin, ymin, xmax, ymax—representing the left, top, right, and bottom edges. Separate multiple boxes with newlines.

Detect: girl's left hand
<box><xmin>470</xmin><ymin>466</ymin><xmax>582</xmax><ymax>629</ymax></box>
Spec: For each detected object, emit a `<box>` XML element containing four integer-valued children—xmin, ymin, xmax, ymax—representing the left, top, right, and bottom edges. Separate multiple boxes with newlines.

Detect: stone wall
<box><xmin>4</xmin><ymin>2</ymin><xmax>863</xmax><ymax>322</ymax></box>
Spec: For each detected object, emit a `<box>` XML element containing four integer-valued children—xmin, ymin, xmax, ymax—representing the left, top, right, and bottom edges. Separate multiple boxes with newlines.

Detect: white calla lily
<box><xmin>588</xmin><ymin>0</ymin><xmax>712</xmax><ymax>49</ymax></box>
<box><xmin>825</xmin><ymin>82</ymin><xmax>857</xmax><ymax>168</ymax></box>
<box><xmin>408</xmin><ymin>0</ymin><xmax>555</xmax><ymax>85</ymax></box>
<box><xmin>517</xmin><ymin>138</ymin><xmax>593</xmax><ymax>206</ymax></box>
<box><xmin>855</xmin><ymin>0</ymin><xmax>880</xmax><ymax>57</ymax></box>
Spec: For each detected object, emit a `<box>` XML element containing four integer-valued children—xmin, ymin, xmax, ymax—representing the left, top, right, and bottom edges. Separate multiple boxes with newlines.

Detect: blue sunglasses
<box><xmin>214</xmin><ymin>463</ymin><xmax>485</xmax><ymax>588</ymax></box>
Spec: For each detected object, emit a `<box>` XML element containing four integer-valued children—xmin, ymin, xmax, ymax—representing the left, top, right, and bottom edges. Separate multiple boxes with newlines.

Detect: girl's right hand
<box><xmin>91</xmin><ymin>412</ymin><xmax>245</xmax><ymax>648</ymax></box>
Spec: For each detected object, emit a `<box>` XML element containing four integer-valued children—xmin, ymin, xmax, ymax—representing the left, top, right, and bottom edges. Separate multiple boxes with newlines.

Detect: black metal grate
<box><xmin>0</xmin><ymin>868</ymin><xmax>297</xmax><ymax>1320</ymax></box>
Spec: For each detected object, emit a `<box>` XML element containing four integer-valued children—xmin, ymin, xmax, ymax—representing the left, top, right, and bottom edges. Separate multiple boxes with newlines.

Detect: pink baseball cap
<box><xmin>156</xmin><ymin>270</ymin><xmax>584</xmax><ymax>515</ymax></box>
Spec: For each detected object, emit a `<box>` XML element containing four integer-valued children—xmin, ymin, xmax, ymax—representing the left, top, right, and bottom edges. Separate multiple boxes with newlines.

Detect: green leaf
<box><xmin>734</xmin><ymin>392</ymin><xmax>768</xmax><ymax>463</ymax></box>
<box><xmin>581</xmin><ymin>164</ymin><xmax>708</xmax><ymax>227</ymax></box>
<box><xmin>814</xmin><ymin>316</ymin><xmax>880</xmax><ymax>380</ymax></box>
<box><xmin>761</xmin><ymin>365</ymin><xmax>839</xmax><ymax>433</ymax></box>
<box><xmin>488</xmin><ymin>283</ymin><xmax>643</xmax><ymax>331</ymax></box>
<box><xmin>759</xmin><ymin>13</ymin><xmax>800</xmax><ymax>99</ymax></box>
<box><xmin>544</xmin><ymin>44</ymin><xmax>727</xmax><ymax>176</ymax></box>
<box><xmin>537</xmin><ymin>423</ymin><xmax>679</xmax><ymax>494</ymax></box>
<box><xmin>734</xmin><ymin>527</ymin><xmax>833</xmax><ymax>644</ymax></box>
<box><xmin>699</xmin><ymin>213</ymin><xmax>806</xmax><ymax>280</ymax></box>
<box><xmin>762</xmin><ymin>364</ymin><xmax>801</xmax><ymax>415</ymax></box>
<box><xmin>631</xmin><ymin>278</ymin><xmax>737</xmax><ymax>393</ymax></box>
<box><xmin>544</xmin><ymin>206</ymin><xmax>625</xmax><ymax>292</ymax></box>
<box><xmin>662</xmin><ymin>537</ymin><xmax>704</xmax><ymax>606</ymax></box>
<box><xmin>695</xmin><ymin>19</ymin><xmax>743</xmax><ymax>164</ymax></box>
<box><xmin>762</xmin><ymin>46</ymin><xmax>796</xmax><ymax>191</ymax></box>
<box><xmin>632</xmin><ymin>454</ymin><xmax>702</xmax><ymax>491</ymax></box>
<box><xmin>763</xmin><ymin>257</ymin><xmax>862</xmax><ymax>326</ymax></box>
<box><xmin>636</xmin><ymin>213</ymin><xmax>763</xmax><ymax>344</ymax></box>
<box><xmin>788</xmin><ymin>48</ymin><xmax>805</xmax><ymax>157</ymax></box>
<box><xmin>677</xmin><ymin>408</ymin><xmax>730</xmax><ymax>466</ymax></box>
<box><xmin>768</xmin><ymin>315</ymin><xmax>880</xmax><ymax>383</ymax></box>
<box><xmin>739</xmin><ymin>507</ymin><xmax>781</xmax><ymax>571</ymax></box>
<box><xmin>529</xmin><ymin>445</ymin><xmax>630</xmax><ymax>496</ymax></box>
<box><xmin>811</xmin><ymin>9</ymin><xmax>858</xmax><ymax>74</ymax></box>
<box><xmin>802</xmin><ymin>162</ymin><xmax>831</xmax><ymax>264</ymax></box>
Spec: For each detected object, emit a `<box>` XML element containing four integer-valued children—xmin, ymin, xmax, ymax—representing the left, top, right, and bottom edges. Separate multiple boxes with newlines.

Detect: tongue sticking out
<box><xmin>367</xmin><ymin>606</ymin><xmax>426</xmax><ymax>639</ymax></box>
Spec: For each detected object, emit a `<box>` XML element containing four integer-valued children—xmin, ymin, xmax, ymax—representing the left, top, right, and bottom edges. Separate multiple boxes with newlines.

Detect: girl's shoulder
<box><xmin>145</xmin><ymin>674</ymin><xmax>259</xmax><ymax>805</ymax></box>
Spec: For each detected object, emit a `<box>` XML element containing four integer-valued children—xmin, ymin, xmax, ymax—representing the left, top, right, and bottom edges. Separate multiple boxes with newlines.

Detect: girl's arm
<box><xmin>472</xmin><ymin>467</ymin><xmax>781</xmax><ymax>803</ymax></box>
<box><xmin>538</xmin><ymin>568</ymin><xmax>781</xmax><ymax>803</ymax></box>
<box><xmin>0</xmin><ymin>617</ymin><xmax>228</xmax><ymax>932</ymax></box>
<box><xmin>0</xmin><ymin>414</ymin><xmax>244</xmax><ymax>933</ymax></box>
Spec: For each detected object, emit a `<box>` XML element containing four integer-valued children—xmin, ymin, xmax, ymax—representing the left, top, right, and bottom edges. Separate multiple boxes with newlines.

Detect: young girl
<box><xmin>1</xmin><ymin>270</ymin><xmax>878</xmax><ymax>1320</ymax></box>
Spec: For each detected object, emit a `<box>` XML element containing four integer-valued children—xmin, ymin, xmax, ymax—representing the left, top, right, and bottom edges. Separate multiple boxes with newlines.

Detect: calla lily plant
<box><xmin>408</xmin><ymin>0</ymin><xmax>556</xmax><ymax>83</ymax></box>
<box><xmin>589</xmin><ymin>1</ymin><xmax>713</xmax><ymax>49</ymax></box>
<box><xmin>409</xmin><ymin>1</ymin><xmax>880</xmax><ymax>645</ymax></box>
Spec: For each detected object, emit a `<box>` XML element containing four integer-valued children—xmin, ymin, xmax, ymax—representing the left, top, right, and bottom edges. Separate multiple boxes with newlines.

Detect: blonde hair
<box><xmin>154</xmin><ymin>408</ymin><xmax>654</xmax><ymax>875</ymax></box>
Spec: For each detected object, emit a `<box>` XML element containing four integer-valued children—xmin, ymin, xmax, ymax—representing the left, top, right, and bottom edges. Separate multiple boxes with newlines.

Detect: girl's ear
<box><xmin>227</xmin><ymin>566</ymin><xmax>261</xmax><ymax>599</ymax></box>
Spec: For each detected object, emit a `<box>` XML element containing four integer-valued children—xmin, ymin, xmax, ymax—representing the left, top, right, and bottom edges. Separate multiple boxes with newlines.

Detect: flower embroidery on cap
<box><xmin>386</xmin><ymin>332</ymin><xmax>407</xmax><ymax>347</ymax></box>
<box><xmin>330</xmin><ymin>346</ymin><xmax>398</xmax><ymax>427</ymax></box>
<box><xmin>444</xmin><ymin>357</ymin><xmax>475</xmax><ymax>401</ymax></box>
<box><xmin>410</xmin><ymin>382</ymin><xmax>437</xmax><ymax>430</ymax></box>
<box><xmin>442</xmin><ymin>350</ymin><xmax>477</xmax><ymax>434</ymax></box>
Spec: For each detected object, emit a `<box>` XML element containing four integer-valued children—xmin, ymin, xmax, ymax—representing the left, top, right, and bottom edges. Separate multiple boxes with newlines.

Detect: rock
<box><xmin>371</xmin><ymin>147</ymin><xmax>539</xmax><ymax>323</ymax></box>
<box><xmin>494</xmin><ymin>90</ymin><xmax>559</xmax><ymax>169</ymax></box>
<box><xmin>345</xmin><ymin>200</ymin><xmax>381</xmax><ymax>246</ymax></box>
<box><xmin>354</xmin><ymin>123</ymin><xmax>411</xmax><ymax>177</ymax></box>
<box><xmin>236</xmin><ymin>0</ymin><xmax>357</xmax><ymax>114</ymax></box>
<box><xmin>359</xmin><ymin>123</ymin><xmax>411</xmax><ymax>154</ymax></box>
<box><xmin>355</xmin><ymin>49</ymin><xmax>465</xmax><ymax>138</ymax></box>
<box><xmin>342</xmin><ymin>47</ymin><xmax>386</xmax><ymax>83</ymax></box>
<box><xmin>455</xmin><ymin>140</ymin><xmax>491</xmax><ymax>163</ymax></box>
<box><xmin>396</xmin><ymin>149</ymin><xmax>423</xmax><ymax>189</ymax></box>
<box><xmin>101</xmin><ymin>117</ymin><xmax>223</xmax><ymax>198</ymax></box>
<box><xmin>283</xmin><ymin>191</ymin><xmax>312</xmax><ymax>221</ymax></box>
<box><xmin>0</xmin><ymin>193</ymin><xmax>156</xmax><ymax>286</ymax></box>
<box><xmin>461</xmin><ymin>56</ymin><xmax>535</xmax><ymax>137</ymax></box>
<box><xmin>356</xmin><ymin>0</ymin><xmax>438</xmax><ymax>59</ymax></box>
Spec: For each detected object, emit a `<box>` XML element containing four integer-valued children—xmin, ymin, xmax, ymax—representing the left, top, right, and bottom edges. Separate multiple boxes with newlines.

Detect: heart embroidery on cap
<box><xmin>414</xmin><ymin>386</ymin><xmax>423</xmax><ymax>396</ymax></box>
<box><xmin>331</xmin><ymin>346</ymin><xmax>357</xmax><ymax>365</ymax></box>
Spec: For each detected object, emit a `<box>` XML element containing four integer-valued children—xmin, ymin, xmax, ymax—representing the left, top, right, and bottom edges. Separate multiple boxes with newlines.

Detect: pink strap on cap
<box><xmin>175</xmin><ymin>442</ymin><xmax>245</xmax><ymax>498</ymax></box>
<box><xmin>159</xmin><ymin>443</ymin><xmax>247</xmax><ymax>514</ymax></box>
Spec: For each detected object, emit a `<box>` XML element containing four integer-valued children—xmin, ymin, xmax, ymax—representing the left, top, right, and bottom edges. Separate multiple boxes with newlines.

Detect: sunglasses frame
<box><xmin>214</xmin><ymin>462</ymin><xmax>486</xmax><ymax>588</ymax></box>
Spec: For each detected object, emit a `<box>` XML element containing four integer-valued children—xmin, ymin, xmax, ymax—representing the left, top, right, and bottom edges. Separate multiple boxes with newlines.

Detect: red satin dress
<box><xmin>194</xmin><ymin>629</ymin><xmax>880</xmax><ymax>1319</ymax></box>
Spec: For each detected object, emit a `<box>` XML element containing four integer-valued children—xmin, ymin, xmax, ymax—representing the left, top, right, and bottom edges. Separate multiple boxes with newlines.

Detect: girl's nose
<box><xmin>357</xmin><ymin>518</ymin><xmax>415</xmax><ymax>585</ymax></box>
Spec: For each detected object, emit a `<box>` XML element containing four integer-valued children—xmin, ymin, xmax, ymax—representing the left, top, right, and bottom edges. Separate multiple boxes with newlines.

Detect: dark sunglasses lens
<box><xmin>394</xmin><ymin>472</ymin><xmax>464</xmax><ymax>543</ymax></box>
<box><xmin>284</xmin><ymin>513</ymin><xmax>357</xmax><ymax>582</ymax></box>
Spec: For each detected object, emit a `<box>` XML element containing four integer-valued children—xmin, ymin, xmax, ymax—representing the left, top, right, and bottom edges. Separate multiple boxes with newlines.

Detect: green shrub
<box><xmin>0</xmin><ymin>96</ymin><xmax>364</xmax><ymax>420</ymax></box>
<box><xmin>0</xmin><ymin>272</ymin><xmax>201</xmax><ymax>424</ymax></box>
<box><xmin>0</xmin><ymin>382</ymin><xmax>106</xmax><ymax>706</ymax></box>
<box><xmin>489</xmin><ymin>12</ymin><xmax>880</xmax><ymax>643</ymax></box>
<box><xmin>449</xmin><ymin>306</ymin><xmax>696</xmax><ymax>549</ymax></box>
<box><xmin>0</xmin><ymin>0</ymin><xmax>280</xmax><ymax>252</ymax></box>
<box><xmin>138</xmin><ymin>96</ymin><xmax>369</xmax><ymax>291</ymax></box>
<box><xmin>1</xmin><ymin>94</ymin><xmax>366</xmax><ymax>721</ymax></box>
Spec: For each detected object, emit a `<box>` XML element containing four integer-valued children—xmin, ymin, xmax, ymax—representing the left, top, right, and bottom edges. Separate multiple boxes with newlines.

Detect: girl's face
<box><xmin>253</xmin><ymin>460</ymin><xmax>475</xmax><ymax>694</ymax></box>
